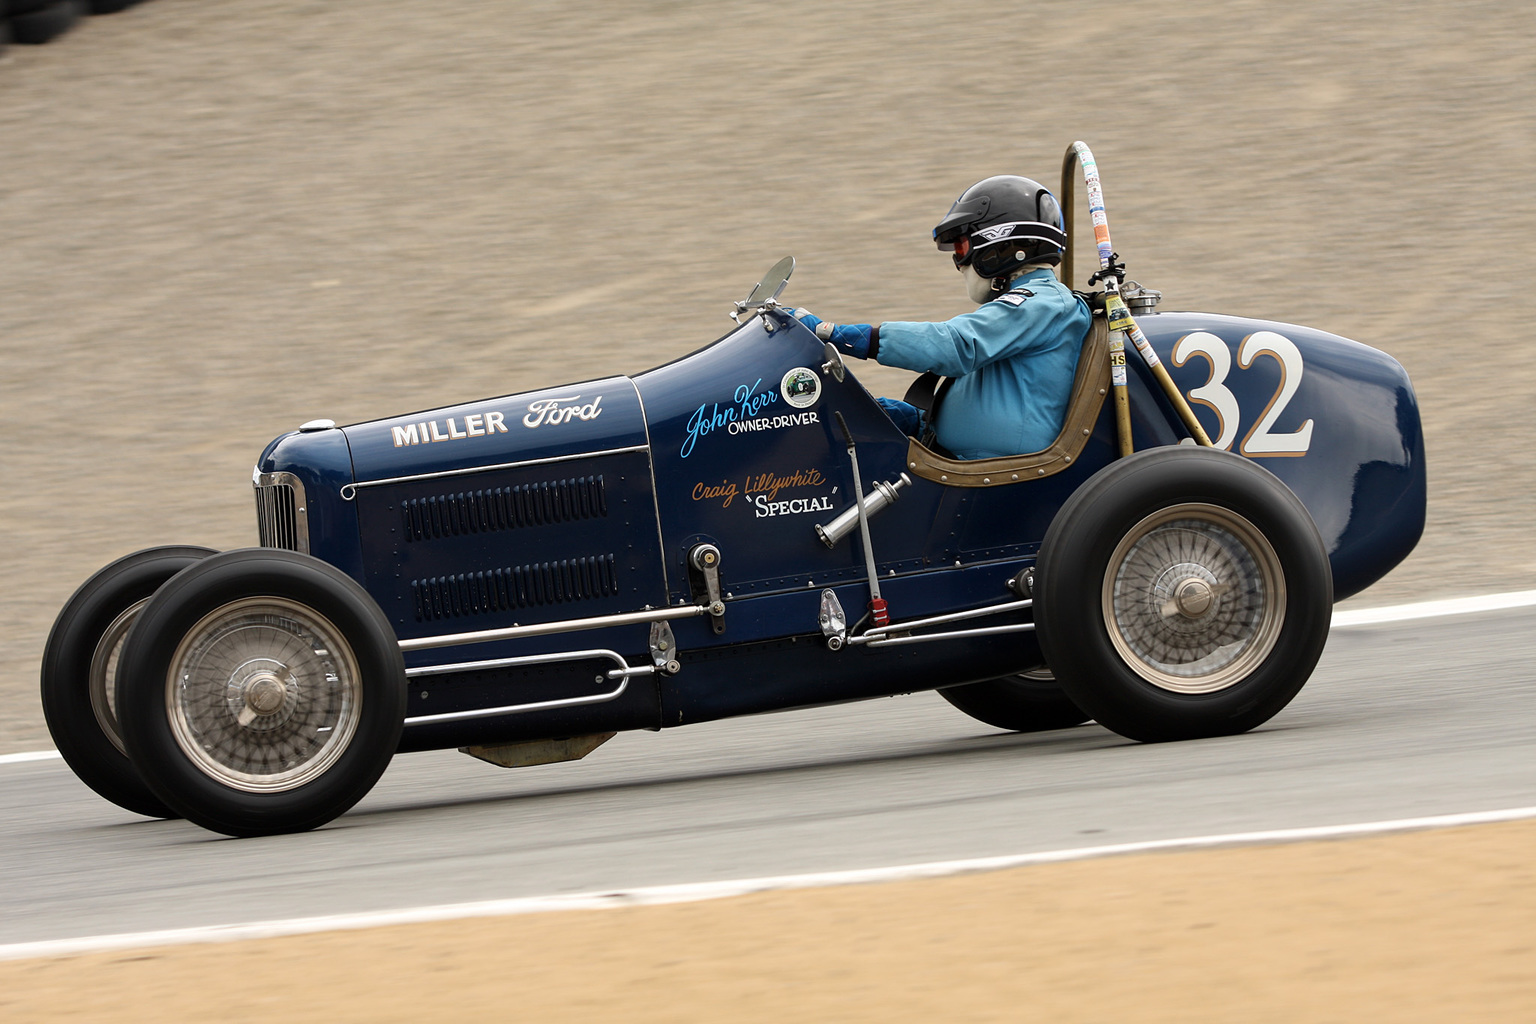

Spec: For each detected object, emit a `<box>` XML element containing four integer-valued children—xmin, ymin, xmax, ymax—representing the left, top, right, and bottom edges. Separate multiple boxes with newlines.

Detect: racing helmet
<box><xmin>932</xmin><ymin>175</ymin><xmax>1067</xmax><ymax>279</ymax></box>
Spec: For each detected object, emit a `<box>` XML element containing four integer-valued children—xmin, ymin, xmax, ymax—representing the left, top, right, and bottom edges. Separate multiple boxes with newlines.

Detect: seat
<box><xmin>903</xmin><ymin>315</ymin><xmax>1110</xmax><ymax>487</ymax></box>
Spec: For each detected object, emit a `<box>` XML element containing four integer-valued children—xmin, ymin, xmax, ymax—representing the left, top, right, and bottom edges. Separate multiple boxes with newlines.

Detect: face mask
<box><xmin>963</xmin><ymin>264</ymin><xmax>996</xmax><ymax>305</ymax></box>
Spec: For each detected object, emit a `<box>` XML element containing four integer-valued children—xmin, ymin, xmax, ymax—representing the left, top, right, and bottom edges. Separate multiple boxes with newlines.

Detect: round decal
<box><xmin>780</xmin><ymin>367</ymin><xmax>821</xmax><ymax>409</ymax></box>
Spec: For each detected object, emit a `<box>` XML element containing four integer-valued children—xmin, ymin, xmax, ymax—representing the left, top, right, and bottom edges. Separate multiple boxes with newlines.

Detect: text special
<box><xmin>753</xmin><ymin>493</ymin><xmax>835</xmax><ymax>518</ymax></box>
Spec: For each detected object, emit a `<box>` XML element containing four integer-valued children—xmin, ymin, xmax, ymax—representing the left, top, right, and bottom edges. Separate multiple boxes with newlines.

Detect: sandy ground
<box><xmin>1</xmin><ymin>818</ymin><xmax>1532</xmax><ymax>1021</ymax></box>
<box><xmin>1</xmin><ymin>0</ymin><xmax>1534</xmax><ymax>751</ymax></box>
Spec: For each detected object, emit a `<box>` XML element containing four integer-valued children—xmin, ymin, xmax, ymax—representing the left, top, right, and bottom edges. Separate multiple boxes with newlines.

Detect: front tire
<box><xmin>117</xmin><ymin>549</ymin><xmax>406</xmax><ymax>837</ymax></box>
<box><xmin>41</xmin><ymin>546</ymin><xmax>217</xmax><ymax>819</ymax></box>
<box><xmin>1035</xmin><ymin>446</ymin><xmax>1332</xmax><ymax>743</ymax></box>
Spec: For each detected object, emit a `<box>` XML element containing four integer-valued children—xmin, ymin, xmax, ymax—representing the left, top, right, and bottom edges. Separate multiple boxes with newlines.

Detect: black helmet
<box><xmin>932</xmin><ymin>175</ymin><xmax>1067</xmax><ymax>278</ymax></box>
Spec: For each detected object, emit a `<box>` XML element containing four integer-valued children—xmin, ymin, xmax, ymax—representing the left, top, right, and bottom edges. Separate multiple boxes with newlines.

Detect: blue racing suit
<box><xmin>875</xmin><ymin>268</ymin><xmax>1092</xmax><ymax>459</ymax></box>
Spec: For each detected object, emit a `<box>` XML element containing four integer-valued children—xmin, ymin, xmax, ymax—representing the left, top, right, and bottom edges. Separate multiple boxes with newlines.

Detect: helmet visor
<box><xmin>932</xmin><ymin>194</ymin><xmax>991</xmax><ymax>251</ymax></box>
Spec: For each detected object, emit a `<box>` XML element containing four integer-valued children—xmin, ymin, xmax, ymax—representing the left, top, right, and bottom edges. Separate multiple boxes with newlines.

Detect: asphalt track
<box><xmin>1</xmin><ymin>599</ymin><xmax>1532</xmax><ymax>950</ymax></box>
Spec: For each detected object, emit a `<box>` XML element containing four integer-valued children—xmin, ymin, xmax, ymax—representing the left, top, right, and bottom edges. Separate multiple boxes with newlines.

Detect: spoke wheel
<box><xmin>118</xmin><ymin>549</ymin><xmax>405</xmax><ymax>837</ymax></box>
<box><xmin>42</xmin><ymin>546</ymin><xmax>217</xmax><ymax>820</ymax></box>
<box><xmin>1102</xmin><ymin>505</ymin><xmax>1284</xmax><ymax>695</ymax></box>
<box><xmin>88</xmin><ymin>598</ymin><xmax>148</xmax><ymax>756</ymax></box>
<box><xmin>167</xmin><ymin>597</ymin><xmax>363</xmax><ymax>793</ymax></box>
<box><xmin>1035</xmin><ymin>447</ymin><xmax>1331</xmax><ymax>743</ymax></box>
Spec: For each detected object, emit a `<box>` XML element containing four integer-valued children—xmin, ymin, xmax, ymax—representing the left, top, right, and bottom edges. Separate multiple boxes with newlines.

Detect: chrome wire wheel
<box><xmin>88</xmin><ymin>598</ymin><xmax>147</xmax><ymax>756</ymax></box>
<box><xmin>166</xmin><ymin>597</ymin><xmax>363</xmax><ymax>793</ymax></box>
<box><xmin>1101</xmin><ymin>503</ymin><xmax>1286</xmax><ymax>695</ymax></box>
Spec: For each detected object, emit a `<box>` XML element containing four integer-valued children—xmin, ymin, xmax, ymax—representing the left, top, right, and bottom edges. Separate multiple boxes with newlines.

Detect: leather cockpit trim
<box><xmin>904</xmin><ymin>316</ymin><xmax>1110</xmax><ymax>487</ymax></box>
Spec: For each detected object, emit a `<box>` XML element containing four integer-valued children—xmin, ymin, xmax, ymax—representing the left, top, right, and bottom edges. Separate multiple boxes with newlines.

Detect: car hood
<box><xmin>342</xmin><ymin>376</ymin><xmax>649</xmax><ymax>484</ymax></box>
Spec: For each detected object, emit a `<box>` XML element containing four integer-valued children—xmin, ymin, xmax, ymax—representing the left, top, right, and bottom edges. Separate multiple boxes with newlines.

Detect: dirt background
<box><xmin>2</xmin><ymin>1</ymin><xmax>1535</xmax><ymax>751</ymax></box>
<box><xmin>2</xmin><ymin>818</ymin><xmax>1533</xmax><ymax>1021</ymax></box>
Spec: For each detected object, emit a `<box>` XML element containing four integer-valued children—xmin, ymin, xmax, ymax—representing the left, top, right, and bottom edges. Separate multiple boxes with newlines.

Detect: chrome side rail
<box><xmin>403</xmin><ymin>648</ymin><xmax>650</xmax><ymax>725</ymax></box>
<box><xmin>398</xmin><ymin>604</ymin><xmax>707</xmax><ymax>653</ymax></box>
<box><xmin>846</xmin><ymin>598</ymin><xmax>1033</xmax><ymax>647</ymax></box>
<box><xmin>863</xmin><ymin>621</ymin><xmax>1036</xmax><ymax>649</ymax></box>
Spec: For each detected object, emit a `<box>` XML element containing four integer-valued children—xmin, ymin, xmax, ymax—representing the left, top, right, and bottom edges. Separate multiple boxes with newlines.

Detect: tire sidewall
<box><xmin>1035</xmin><ymin>447</ymin><xmax>1333</xmax><ymax>742</ymax></box>
<box><xmin>41</xmin><ymin>546</ymin><xmax>217</xmax><ymax>819</ymax></box>
<box><xmin>117</xmin><ymin>549</ymin><xmax>405</xmax><ymax>837</ymax></box>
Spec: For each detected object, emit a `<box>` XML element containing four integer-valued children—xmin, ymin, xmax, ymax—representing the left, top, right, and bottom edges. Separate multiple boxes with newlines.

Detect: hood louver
<box><xmin>411</xmin><ymin>554</ymin><xmax>620</xmax><ymax>622</ymax></box>
<box><xmin>401</xmin><ymin>475</ymin><xmax>607</xmax><ymax>543</ymax></box>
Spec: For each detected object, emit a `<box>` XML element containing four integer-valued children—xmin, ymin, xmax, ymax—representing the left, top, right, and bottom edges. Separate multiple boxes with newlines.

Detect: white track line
<box><xmin>2</xmin><ymin>588</ymin><xmax>1533</xmax><ymax>768</ymax></box>
<box><xmin>0</xmin><ymin>750</ymin><xmax>60</xmax><ymax>766</ymax></box>
<box><xmin>1</xmin><ymin>805</ymin><xmax>1533</xmax><ymax>963</ymax></box>
<box><xmin>1329</xmin><ymin>588</ymin><xmax>1536</xmax><ymax>628</ymax></box>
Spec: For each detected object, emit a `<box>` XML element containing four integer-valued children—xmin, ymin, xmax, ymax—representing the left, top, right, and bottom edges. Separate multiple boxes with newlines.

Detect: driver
<box><xmin>794</xmin><ymin>175</ymin><xmax>1092</xmax><ymax>460</ymax></box>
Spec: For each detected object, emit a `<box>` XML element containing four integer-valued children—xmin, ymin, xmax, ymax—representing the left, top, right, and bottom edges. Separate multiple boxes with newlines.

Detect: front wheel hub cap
<box><xmin>246</xmin><ymin>676</ymin><xmax>286</xmax><ymax>714</ymax></box>
<box><xmin>1173</xmin><ymin>576</ymin><xmax>1215</xmax><ymax>617</ymax></box>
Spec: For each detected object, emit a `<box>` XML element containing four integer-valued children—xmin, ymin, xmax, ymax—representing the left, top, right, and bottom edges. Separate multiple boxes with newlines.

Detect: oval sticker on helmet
<box><xmin>780</xmin><ymin>367</ymin><xmax>821</xmax><ymax>409</ymax></box>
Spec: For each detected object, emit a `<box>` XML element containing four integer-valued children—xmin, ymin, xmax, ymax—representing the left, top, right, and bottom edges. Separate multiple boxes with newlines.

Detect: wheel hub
<box><xmin>1173</xmin><ymin>576</ymin><xmax>1214</xmax><ymax>617</ymax></box>
<box><xmin>243</xmin><ymin>671</ymin><xmax>288</xmax><ymax>715</ymax></box>
<box><xmin>1152</xmin><ymin>561</ymin><xmax>1222</xmax><ymax>626</ymax></box>
<box><xmin>226</xmin><ymin>659</ymin><xmax>299</xmax><ymax>731</ymax></box>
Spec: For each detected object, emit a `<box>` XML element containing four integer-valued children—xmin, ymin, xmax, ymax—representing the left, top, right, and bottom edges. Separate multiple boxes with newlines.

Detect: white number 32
<box><xmin>1171</xmin><ymin>330</ymin><xmax>1314</xmax><ymax>456</ymax></box>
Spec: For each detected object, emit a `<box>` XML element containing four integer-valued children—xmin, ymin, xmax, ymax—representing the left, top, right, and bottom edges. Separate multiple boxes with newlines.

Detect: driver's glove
<box><xmin>876</xmin><ymin>397</ymin><xmax>924</xmax><ymax>437</ymax></box>
<box><xmin>792</xmin><ymin>309</ymin><xmax>877</xmax><ymax>360</ymax></box>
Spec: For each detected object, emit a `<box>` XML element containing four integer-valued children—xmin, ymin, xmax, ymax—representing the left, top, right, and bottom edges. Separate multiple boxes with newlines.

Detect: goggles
<box><xmin>950</xmin><ymin>235</ymin><xmax>974</xmax><ymax>269</ymax></box>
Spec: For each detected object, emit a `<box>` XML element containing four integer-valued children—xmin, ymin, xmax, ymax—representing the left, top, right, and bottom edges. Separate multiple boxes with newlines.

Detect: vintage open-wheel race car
<box><xmin>40</xmin><ymin>152</ymin><xmax>1425</xmax><ymax>838</ymax></box>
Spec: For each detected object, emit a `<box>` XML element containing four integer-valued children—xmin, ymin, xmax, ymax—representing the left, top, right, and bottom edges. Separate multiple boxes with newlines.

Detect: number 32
<box><xmin>1171</xmin><ymin>331</ymin><xmax>1314</xmax><ymax>456</ymax></box>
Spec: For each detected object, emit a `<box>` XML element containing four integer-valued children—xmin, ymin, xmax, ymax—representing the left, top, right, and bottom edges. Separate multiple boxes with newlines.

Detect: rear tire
<box><xmin>118</xmin><ymin>549</ymin><xmax>406</xmax><ymax>837</ymax></box>
<box><xmin>938</xmin><ymin>668</ymin><xmax>1090</xmax><ymax>733</ymax></box>
<box><xmin>1035</xmin><ymin>446</ymin><xmax>1332</xmax><ymax>743</ymax></box>
<box><xmin>41</xmin><ymin>546</ymin><xmax>216</xmax><ymax>819</ymax></box>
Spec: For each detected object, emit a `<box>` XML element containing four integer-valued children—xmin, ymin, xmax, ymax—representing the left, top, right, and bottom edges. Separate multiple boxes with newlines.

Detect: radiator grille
<box><xmin>401</xmin><ymin>475</ymin><xmax>607</xmax><ymax>543</ymax></box>
<box><xmin>253</xmin><ymin>471</ymin><xmax>309</xmax><ymax>553</ymax></box>
<box><xmin>411</xmin><ymin>554</ymin><xmax>619</xmax><ymax>622</ymax></box>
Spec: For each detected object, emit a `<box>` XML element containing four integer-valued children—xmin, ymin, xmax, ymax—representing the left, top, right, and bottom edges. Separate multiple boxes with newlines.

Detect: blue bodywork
<box><xmin>257</xmin><ymin>304</ymin><xmax>1424</xmax><ymax>751</ymax></box>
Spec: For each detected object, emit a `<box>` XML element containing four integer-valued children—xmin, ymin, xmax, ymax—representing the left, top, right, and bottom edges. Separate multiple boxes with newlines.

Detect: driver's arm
<box><xmin>876</xmin><ymin>287</ymin><xmax>1085</xmax><ymax>378</ymax></box>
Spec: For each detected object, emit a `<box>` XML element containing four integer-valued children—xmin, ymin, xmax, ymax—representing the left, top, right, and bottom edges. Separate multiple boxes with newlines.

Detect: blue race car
<box><xmin>41</xmin><ymin>254</ymin><xmax>1424</xmax><ymax>837</ymax></box>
